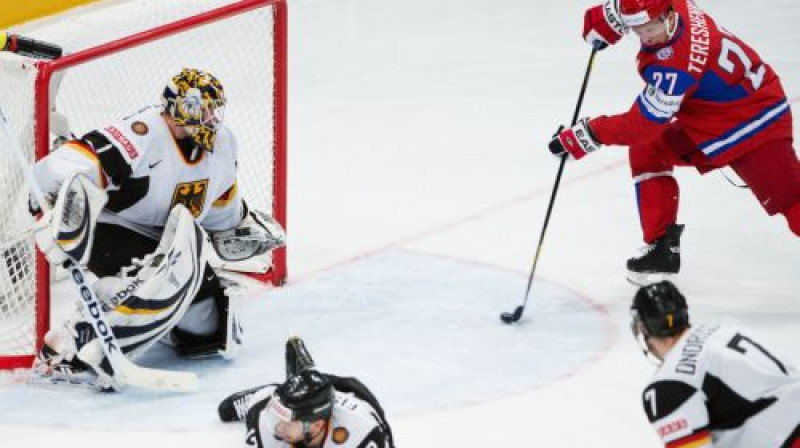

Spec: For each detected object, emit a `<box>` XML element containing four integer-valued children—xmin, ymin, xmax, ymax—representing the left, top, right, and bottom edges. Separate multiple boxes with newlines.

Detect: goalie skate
<box><xmin>29</xmin><ymin>343</ymin><xmax>115</xmax><ymax>391</ymax></box>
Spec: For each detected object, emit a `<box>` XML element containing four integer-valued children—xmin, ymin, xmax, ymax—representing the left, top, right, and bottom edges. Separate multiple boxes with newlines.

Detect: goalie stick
<box><xmin>0</xmin><ymin>31</ymin><xmax>63</xmax><ymax>60</ymax></box>
<box><xmin>0</xmin><ymin>106</ymin><xmax>197</xmax><ymax>392</ymax></box>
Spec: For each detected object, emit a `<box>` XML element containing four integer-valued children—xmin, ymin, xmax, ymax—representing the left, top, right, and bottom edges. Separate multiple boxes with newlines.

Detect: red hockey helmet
<box><xmin>618</xmin><ymin>0</ymin><xmax>672</xmax><ymax>27</ymax></box>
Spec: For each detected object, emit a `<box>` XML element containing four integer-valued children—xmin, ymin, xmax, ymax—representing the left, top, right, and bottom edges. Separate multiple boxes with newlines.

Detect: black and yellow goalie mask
<box><xmin>162</xmin><ymin>68</ymin><xmax>227</xmax><ymax>153</ymax></box>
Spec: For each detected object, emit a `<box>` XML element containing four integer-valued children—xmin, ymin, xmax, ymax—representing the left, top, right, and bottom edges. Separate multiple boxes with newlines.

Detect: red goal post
<box><xmin>0</xmin><ymin>0</ymin><xmax>287</xmax><ymax>370</ymax></box>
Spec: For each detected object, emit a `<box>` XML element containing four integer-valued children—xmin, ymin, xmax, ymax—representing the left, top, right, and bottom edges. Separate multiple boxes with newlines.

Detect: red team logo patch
<box><xmin>658</xmin><ymin>418</ymin><xmax>688</xmax><ymax>438</ymax></box>
<box><xmin>105</xmin><ymin>125</ymin><xmax>139</xmax><ymax>159</ymax></box>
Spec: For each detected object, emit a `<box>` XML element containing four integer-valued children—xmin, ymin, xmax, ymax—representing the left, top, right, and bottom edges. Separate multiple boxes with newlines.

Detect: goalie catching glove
<box><xmin>210</xmin><ymin>208</ymin><xmax>285</xmax><ymax>261</ymax></box>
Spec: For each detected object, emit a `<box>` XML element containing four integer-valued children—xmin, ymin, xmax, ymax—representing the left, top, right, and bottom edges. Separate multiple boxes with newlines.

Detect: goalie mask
<box><xmin>162</xmin><ymin>68</ymin><xmax>226</xmax><ymax>153</ymax></box>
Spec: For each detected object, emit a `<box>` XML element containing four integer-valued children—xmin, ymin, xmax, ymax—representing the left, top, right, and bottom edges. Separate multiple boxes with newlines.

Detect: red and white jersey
<box><xmin>644</xmin><ymin>324</ymin><xmax>800</xmax><ymax>448</ymax></box>
<box><xmin>244</xmin><ymin>386</ymin><xmax>393</xmax><ymax>448</ymax></box>
<box><xmin>590</xmin><ymin>0</ymin><xmax>793</xmax><ymax>167</ymax></box>
<box><xmin>33</xmin><ymin>106</ymin><xmax>244</xmax><ymax>238</ymax></box>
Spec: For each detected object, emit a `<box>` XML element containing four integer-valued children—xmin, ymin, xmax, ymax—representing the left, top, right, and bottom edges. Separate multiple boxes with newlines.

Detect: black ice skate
<box><xmin>285</xmin><ymin>336</ymin><xmax>315</xmax><ymax>378</ymax></box>
<box><xmin>626</xmin><ymin>224</ymin><xmax>684</xmax><ymax>286</ymax></box>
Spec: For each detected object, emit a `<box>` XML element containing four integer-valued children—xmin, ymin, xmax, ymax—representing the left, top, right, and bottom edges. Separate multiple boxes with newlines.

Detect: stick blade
<box><xmin>499</xmin><ymin>306</ymin><xmax>524</xmax><ymax>325</ymax></box>
<box><xmin>113</xmin><ymin>355</ymin><xmax>199</xmax><ymax>392</ymax></box>
<box><xmin>117</xmin><ymin>365</ymin><xmax>199</xmax><ymax>392</ymax></box>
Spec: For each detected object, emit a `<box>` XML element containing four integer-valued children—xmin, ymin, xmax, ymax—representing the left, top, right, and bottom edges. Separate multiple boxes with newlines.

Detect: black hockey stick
<box><xmin>1</xmin><ymin>31</ymin><xmax>63</xmax><ymax>60</ymax></box>
<box><xmin>500</xmin><ymin>48</ymin><xmax>598</xmax><ymax>325</ymax></box>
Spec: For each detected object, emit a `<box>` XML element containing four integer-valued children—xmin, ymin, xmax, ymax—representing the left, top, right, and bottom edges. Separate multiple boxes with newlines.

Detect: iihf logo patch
<box><xmin>131</xmin><ymin>121</ymin><xmax>149</xmax><ymax>135</ymax></box>
<box><xmin>332</xmin><ymin>427</ymin><xmax>349</xmax><ymax>444</ymax></box>
<box><xmin>656</xmin><ymin>47</ymin><xmax>674</xmax><ymax>61</ymax></box>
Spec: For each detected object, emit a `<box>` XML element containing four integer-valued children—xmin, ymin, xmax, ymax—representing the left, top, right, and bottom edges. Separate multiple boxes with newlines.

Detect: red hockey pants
<box><xmin>629</xmin><ymin>124</ymin><xmax>800</xmax><ymax>243</ymax></box>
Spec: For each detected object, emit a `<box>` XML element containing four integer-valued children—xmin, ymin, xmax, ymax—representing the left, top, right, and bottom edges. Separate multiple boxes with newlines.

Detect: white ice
<box><xmin>1</xmin><ymin>0</ymin><xmax>799</xmax><ymax>447</ymax></box>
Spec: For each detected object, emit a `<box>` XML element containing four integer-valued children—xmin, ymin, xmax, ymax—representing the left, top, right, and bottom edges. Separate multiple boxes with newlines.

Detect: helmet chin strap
<box><xmin>631</xmin><ymin>316</ymin><xmax>665</xmax><ymax>366</ymax></box>
<box><xmin>635</xmin><ymin>331</ymin><xmax>664</xmax><ymax>366</ymax></box>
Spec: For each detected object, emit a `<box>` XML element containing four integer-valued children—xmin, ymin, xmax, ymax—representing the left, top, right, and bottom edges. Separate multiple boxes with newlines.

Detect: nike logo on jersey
<box><xmin>149</xmin><ymin>160</ymin><xmax>163</xmax><ymax>169</ymax></box>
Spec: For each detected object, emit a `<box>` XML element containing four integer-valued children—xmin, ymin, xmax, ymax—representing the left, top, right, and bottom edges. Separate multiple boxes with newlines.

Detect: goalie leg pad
<box><xmin>169</xmin><ymin>267</ymin><xmax>243</xmax><ymax>360</ymax></box>
<box><xmin>34</xmin><ymin>205</ymin><xmax>208</xmax><ymax>389</ymax></box>
<box><xmin>86</xmin><ymin>205</ymin><xmax>209</xmax><ymax>360</ymax></box>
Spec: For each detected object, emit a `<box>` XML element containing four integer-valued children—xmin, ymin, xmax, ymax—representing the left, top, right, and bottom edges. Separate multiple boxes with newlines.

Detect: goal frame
<box><xmin>1</xmin><ymin>0</ymin><xmax>287</xmax><ymax>369</ymax></box>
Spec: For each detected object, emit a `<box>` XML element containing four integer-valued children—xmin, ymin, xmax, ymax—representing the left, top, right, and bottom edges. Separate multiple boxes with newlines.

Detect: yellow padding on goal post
<box><xmin>0</xmin><ymin>0</ymin><xmax>101</xmax><ymax>29</ymax></box>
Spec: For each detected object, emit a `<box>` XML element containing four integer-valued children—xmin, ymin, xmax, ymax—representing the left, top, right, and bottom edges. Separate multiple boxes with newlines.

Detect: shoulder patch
<box><xmin>104</xmin><ymin>125</ymin><xmax>139</xmax><ymax>160</ymax></box>
<box><xmin>332</xmin><ymin>426</ymin><xmax>349</xmax><ymax>444</ymax></box>
<box><xmin>131</xmin><ymin>121</ymin><xmax>149</xmax><ymax>136</ymax></box>
<box><xmin>643</xmin><ymin>380</ymin><xmax>697</xmax><ymax>422</ymax></box>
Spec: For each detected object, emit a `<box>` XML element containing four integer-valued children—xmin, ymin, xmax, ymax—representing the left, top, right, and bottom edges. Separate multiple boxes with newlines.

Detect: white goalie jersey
<box><xmin>33</xmin><ymin>106</ymin><xmax>244</xmax><ymax>238</ymax></box>
<box><xmin>643</xmin><ymin>324</ymin><xmax>800</xmax><ymax>448</ymax></box>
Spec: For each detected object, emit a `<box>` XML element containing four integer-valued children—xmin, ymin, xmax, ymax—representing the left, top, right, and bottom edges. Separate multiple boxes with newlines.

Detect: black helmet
<box><xmin>275</xmin><ymin>370</ymin><xmax>334</xmax><ymax>422</ymax></box>
<box><xmin>631</xmin><ymin>281</ymin><xmax>689</xmax><ymax>337</ymax></box>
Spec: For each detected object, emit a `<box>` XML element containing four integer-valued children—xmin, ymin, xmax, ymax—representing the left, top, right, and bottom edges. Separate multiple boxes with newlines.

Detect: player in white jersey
<box><xmin>631</xmin><ymin>281</ymin><xmax>800</xmax><ymax>447</ymax></box>
<box><xmin>29</xmin><ymin>68</ymin><xmax>285</xmax><ymax>389</ymax></box>
<box><xmin>218</xmin><ymin>337</ymin><xmax>395</xmax><ymax>448</ymax></box>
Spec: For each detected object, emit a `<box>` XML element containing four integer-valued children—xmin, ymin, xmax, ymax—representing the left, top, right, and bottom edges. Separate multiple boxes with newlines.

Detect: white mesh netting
<box><xmin>0</xmin><ymin>58</ymin><xmax>40</xmax><ymax>360</ymax></box>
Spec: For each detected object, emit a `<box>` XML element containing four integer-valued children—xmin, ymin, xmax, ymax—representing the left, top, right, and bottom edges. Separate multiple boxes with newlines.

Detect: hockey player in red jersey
<box><xmin>631</xmin><ymin>281</ymin><xmax>800</xmax><ymax>447</ymax></box>
<box><xmin>552</xmin><ymin>0</ymin><xmax>800</xmax><ymax>284</ymax></box>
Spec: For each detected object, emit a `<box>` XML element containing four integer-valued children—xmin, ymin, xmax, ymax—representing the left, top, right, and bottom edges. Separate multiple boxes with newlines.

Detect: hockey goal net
<box><xmin>0</xmin><ymin>0</ymin><xmax>287</xmax><ymax>369</ymax></box>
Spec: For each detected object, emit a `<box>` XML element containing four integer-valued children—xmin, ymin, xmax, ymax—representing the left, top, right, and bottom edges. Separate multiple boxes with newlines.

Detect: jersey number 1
<box><xmin>718</xmin><ymin>38</ymin><xmax>765</xmax><ymax>90</ymax></box>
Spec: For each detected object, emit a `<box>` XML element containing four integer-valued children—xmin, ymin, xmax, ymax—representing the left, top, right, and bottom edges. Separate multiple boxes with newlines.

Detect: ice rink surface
<box><xmin>1</xmin><ymin>0</ymin><xmax>799</xmax><ymax>446</ymax></box>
